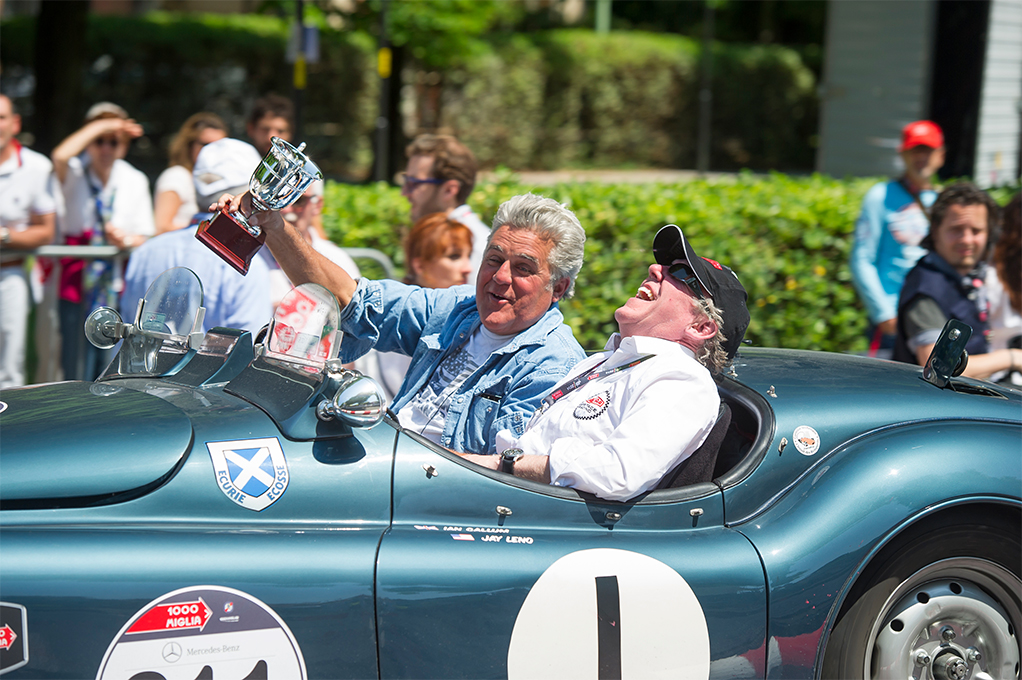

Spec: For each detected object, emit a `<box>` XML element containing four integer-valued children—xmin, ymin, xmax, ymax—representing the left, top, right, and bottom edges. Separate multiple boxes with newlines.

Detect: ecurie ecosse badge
<box><xmin>206</xmin><ymin>437</ymin><xmax>290</xmax><ymax>511</ymax></box>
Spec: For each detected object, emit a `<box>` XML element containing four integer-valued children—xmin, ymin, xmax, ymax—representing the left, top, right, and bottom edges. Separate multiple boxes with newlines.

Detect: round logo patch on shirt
<box><xmin>574</xmin><ymin>390</ymin><xmax>610</xmax><ymax>420</ymax></box>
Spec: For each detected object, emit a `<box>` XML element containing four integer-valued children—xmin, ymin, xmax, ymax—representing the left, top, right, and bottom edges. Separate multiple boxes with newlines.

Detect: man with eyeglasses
<box><xmin>401</xmin><ymin>135</ymin><xmax>490</xmax><ymax>283</ymax></box>
<box><xmin>460</xmin><ymin>225</ymin><xmax>750</xmax><ymax>501</ymax></box>
<box><xmin>51</xmin><ymin>102</ymin><xmax>155</xmax><ymax>380</ymax></box>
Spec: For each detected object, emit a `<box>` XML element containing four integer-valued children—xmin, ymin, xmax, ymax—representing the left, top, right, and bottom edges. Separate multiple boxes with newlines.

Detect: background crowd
<box><xmin>0</xmin><ymin>96</ymin><xmax>1019</xmax><ymax>391</ymax></box>
<box><xmin>849</xmin><ymin>120</ymin><xmax>1021</xmax><ymax>384</ymax></box>
<box><xmin>0</xmin><ymin>93</ymin><xmax>493</xmax><ymax>390</ymax></box>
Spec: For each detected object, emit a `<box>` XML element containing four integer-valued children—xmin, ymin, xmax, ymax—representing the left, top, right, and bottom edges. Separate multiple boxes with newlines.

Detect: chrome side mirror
<box><xmin>85</xmin><ymin>307</ymin><xmax>128</xmax><ymax>349</ymax></box>
<box><xmin>317</xmin><ymin>369</ymin><xmax>386</xmax><ymax>428</ymax></box>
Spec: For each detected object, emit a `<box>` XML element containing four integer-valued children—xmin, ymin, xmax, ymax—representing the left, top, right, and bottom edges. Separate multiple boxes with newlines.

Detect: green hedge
<box><xmin>324</xmin><ymin>172</ymin><xmax>879</xmax><ymax>354</ymax></box>
<box><xmin>431</xmin><ymin>29</ymin><xmax>817</xmax><ymax>171</ymax></box>
<box><xmin>2</xmin><ymin>15</ymin><xmax>817</xmax><ymax>178</ymax></box>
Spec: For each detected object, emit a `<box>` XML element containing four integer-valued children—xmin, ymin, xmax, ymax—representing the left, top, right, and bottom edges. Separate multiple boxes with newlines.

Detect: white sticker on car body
<box><xmin>96</xmin><ymin>585</ymin><xmax>306</xmax><ymax>680</ymax></box>
<box><xmin>793</xmin><ymin>425</ymin><xmax>820</xmax><ymax>456</ymax></box>
<box><xmin>508</xmin><ymin>548</ymin><xmax>710</xmax><ymax>680</ymax></box>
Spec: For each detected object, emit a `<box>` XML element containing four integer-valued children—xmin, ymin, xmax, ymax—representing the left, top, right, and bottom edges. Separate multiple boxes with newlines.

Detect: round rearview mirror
<box><xmin>317</xmin><ymin>374</ymin><xmax>386</xmax><ymax>428</ymax></box>
<box><xmin>85</xmin><ymin>307</ymin><xmax>124</xmax><ymax>349</ymax></box>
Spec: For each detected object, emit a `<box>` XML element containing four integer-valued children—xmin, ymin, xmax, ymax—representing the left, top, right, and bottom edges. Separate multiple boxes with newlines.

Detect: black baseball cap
<box><xmin>653</xmin><ymin>224</ymin><xmax>750</xmax><ymax>362</ymax></box>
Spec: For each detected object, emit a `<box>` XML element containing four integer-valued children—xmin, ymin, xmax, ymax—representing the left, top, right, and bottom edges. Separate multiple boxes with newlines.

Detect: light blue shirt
<box><xmin>121</xmin><ymin>217</ymin><xmax>271</xmax><ymax>334</ymax></box>
<box><xmin>338</xmin><ymin>278</ymin><xmax>585</xmax><ymax>454</ymax></box>
<box><xmin>850</xmin><ymin>180</ymin><xmax>936</xmax><ymax>324</ymax></box>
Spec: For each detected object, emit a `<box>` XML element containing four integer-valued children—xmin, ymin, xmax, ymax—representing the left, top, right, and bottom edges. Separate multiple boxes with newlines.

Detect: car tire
<box><xmin>821</xmin><ymin>507</ymin><xmax>1021</xmax><ymax>680</ymax></box>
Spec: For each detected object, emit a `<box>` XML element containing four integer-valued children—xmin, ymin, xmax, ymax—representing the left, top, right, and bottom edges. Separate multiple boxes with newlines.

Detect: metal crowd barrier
<box><xmin>7</xmin><ymin>244</ymin><xmax>397</xmax><ymax>383</ymax></box>
<box><xmin>21</xmin><ymin>244</ymin><xmax>397</xmax><ymax>279</ymax></box>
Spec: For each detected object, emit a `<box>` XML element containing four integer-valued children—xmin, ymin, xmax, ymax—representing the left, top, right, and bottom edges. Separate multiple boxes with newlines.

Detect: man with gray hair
<box><xmin>121</xmin><ymin>139</ymin><xmax>270</xmax><ymax>334</ymax></box>
<box><xmin>216</xmin><ymin>191</ymin><xmax>587</xmax><ymax>454</ymax></box>
<box><xmin>461</xmin><ymin>225</ymin><xmax>749</xmax><ymax>501</ymax></box>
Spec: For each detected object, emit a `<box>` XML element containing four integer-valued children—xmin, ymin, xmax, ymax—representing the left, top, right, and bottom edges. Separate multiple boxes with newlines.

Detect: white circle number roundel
<box><xmin>95</xmin><ymin>585</ymin><xmax>306</xmax><ymax>680</ymax></box>
<box><xmin>508</xmin><ymin>548</ymin><xmax>710</xmax><ymax>679</ymax></box>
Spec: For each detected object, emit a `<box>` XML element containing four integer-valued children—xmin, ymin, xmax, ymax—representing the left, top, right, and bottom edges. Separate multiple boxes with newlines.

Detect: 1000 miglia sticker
<box><xmin>95</xmin><ymin>586</ymin><xmax>306</xmax><ymax>680</ymax></box>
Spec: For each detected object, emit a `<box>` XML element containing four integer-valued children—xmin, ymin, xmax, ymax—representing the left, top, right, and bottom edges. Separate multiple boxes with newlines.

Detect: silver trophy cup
<box><xmin>196</xmin><ymin>136</ymin><xmax>323</xmax><ymax>275</ymax></box>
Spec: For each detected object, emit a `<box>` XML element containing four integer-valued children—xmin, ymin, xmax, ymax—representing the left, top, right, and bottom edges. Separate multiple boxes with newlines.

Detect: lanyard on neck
<box><xmin>899</xmin><ymin>179</ymin><xmax>932</xmax><ymax>221</ymax></box>
<box><xmin>538</xmin><ymin>353</ymin><xmax>655</xmax><ymax>414</ymax></box>
<box><xmin>86</xmin><ymin>172</ymin><xmax>112</xmax><ymax>243</ymax></box>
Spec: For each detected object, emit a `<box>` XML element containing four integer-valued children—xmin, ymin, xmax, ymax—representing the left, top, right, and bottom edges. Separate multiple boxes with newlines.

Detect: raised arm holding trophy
<box><xmin>196</xmin><ymin>136</ymin><xmax>322</xmax><ymax>275</ymax></box>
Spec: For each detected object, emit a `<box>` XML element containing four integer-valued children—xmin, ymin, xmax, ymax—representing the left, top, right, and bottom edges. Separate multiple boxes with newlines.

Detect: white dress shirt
<box><xmin>448</xmin><ymin>203</ymin><xmax>490</xmax><ymax>285</ymax></box>
<box><xmin>496</xmin><ymin>334</ymin><xmax>720</xmax><ymax>501</ymax></box>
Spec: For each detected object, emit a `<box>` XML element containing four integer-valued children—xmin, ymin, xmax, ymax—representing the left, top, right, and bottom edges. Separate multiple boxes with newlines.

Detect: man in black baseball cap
<box><xmin>652</xmin><ymin>224</ymin><xmax>750</xmax><ymax>367</ymax></box>
<box><xmin>460</xmin><ymin>224</ymin><xmax>750</xmax><ymax>501</ymax></box>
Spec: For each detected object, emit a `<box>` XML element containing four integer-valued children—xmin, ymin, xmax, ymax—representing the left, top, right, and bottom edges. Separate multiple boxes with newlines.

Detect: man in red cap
<box><xmin>850</xmin><ymin>120</ymin><xmax>945</xmax><ymax>357</ymax></box>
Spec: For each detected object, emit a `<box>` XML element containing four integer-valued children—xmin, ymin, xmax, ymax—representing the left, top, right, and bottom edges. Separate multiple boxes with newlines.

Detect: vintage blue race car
<box><xmin>1</xmin><ymin>267</ymin><xmax>1019</xmax><ymax>680</ymax></box>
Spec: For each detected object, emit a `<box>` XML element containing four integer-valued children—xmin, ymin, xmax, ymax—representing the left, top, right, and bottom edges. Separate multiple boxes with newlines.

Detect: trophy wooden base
<box><xmin>195</xmin><ymin>211</ymin><xmax>266</xmax><ymax>275</ymax></box>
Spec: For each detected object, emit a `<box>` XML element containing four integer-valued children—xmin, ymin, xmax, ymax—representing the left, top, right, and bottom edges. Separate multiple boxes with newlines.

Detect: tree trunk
<box><xmin>32</xmin><ymin>1</ymin><xmax>90</xmax><ymax>156</ymax></box>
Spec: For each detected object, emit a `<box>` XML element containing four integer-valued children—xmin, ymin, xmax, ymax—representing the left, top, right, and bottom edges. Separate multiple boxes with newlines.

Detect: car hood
<box><xmin>0</xmin><ymin>381</ymin><xmax>193</xmax><ymax>504</ymax></box>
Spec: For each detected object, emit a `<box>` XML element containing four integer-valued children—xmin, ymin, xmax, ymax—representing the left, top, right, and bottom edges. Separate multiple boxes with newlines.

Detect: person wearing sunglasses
<box><xmin>461</xmin><ymin>225</ymin><xmax>750</xmax><ymax>502</ymax></box>
<box><xmin>51</xmin><ymin>102</ymin><xmax>154</xmax><ymax>381</ymax></box>
<box><xmin>400</xmin><ymin>135</ymin><xmax>490</xmax><ymax>284</ymax></box>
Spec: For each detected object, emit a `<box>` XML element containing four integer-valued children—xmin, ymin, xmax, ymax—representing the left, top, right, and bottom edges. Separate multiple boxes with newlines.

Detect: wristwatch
<box><xmin>500</xmin><ymin>448</ymin><xmax>524</xmax><ymax>474</ymax></box>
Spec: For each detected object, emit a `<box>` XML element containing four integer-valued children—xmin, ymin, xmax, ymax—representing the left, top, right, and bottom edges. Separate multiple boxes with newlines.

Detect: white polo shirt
<box><xmin>0</xmin><ymin>143</ymin><xmax>57</xmax><ymax>244</ymax></box>
<box><xmin>449</xmin><ymin>203</ymin><xmax>490</xmax><ymax>285</ymax></box>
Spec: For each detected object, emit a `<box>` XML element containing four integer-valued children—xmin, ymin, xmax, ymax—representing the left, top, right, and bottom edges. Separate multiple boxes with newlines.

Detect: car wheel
<box><xmin>821</xmin><ymin>510</ymin><xmax>1021</xmax><ymax>680</ymax></box>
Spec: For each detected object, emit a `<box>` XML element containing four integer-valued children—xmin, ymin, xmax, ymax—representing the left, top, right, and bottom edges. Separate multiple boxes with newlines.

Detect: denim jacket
<box><xmin>338</xmin><ymin>278</ymin><xmax>585</xmax><ymax>454</ymax></box>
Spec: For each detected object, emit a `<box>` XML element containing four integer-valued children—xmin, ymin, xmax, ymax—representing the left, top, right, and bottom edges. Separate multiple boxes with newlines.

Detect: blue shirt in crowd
<box><xmin>850</xmin><ymin>179</ymin><xmax>936</xmax><ymax>324</ymax></box>
<box><xmin>121</xmin><ymin>215</ymin><xmax>271</xmax><ymax>334</ymax></box>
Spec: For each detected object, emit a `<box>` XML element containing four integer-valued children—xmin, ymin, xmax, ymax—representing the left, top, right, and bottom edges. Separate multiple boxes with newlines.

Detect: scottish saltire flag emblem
<box><xmin>206</xmin><ymin>437</ymin><xmax>290</xmax><ymax>511</ymax></box>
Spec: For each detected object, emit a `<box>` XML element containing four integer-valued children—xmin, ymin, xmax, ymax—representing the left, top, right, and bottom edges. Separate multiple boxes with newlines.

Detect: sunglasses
<box><xmin>93</xmin><ymin>137</ymin><xmax>121</xmax><ymax>148</ymax></box>
<box><xmin>668</xmin><ymin>261</ymin><xmax>708</xmax><ymax>300</ymax></box>
<box><xmin>398</xmin><ymin>173</ymin><xmax>443</xmax><ymax>190</ymax></box>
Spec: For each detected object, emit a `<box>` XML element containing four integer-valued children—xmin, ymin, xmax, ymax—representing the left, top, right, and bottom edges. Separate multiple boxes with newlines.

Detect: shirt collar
<box><xmin>605</xmin><ymin>332</ymin><xmax>696</xmax><ymax>360</ymax></box>
<box><xmin>924</xmin><ymin>250</ymin><xmax>987</xmax><ymax>286</ymax></box>
<box><xmin>0</xmin><ymin>139</ymin><xmax>22</xmax><ymax>175</ymax></box>
<box><xmin>188</xmin><ymin>212</ymin><xmax>214</xmax><ymax>229</ymax></box>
